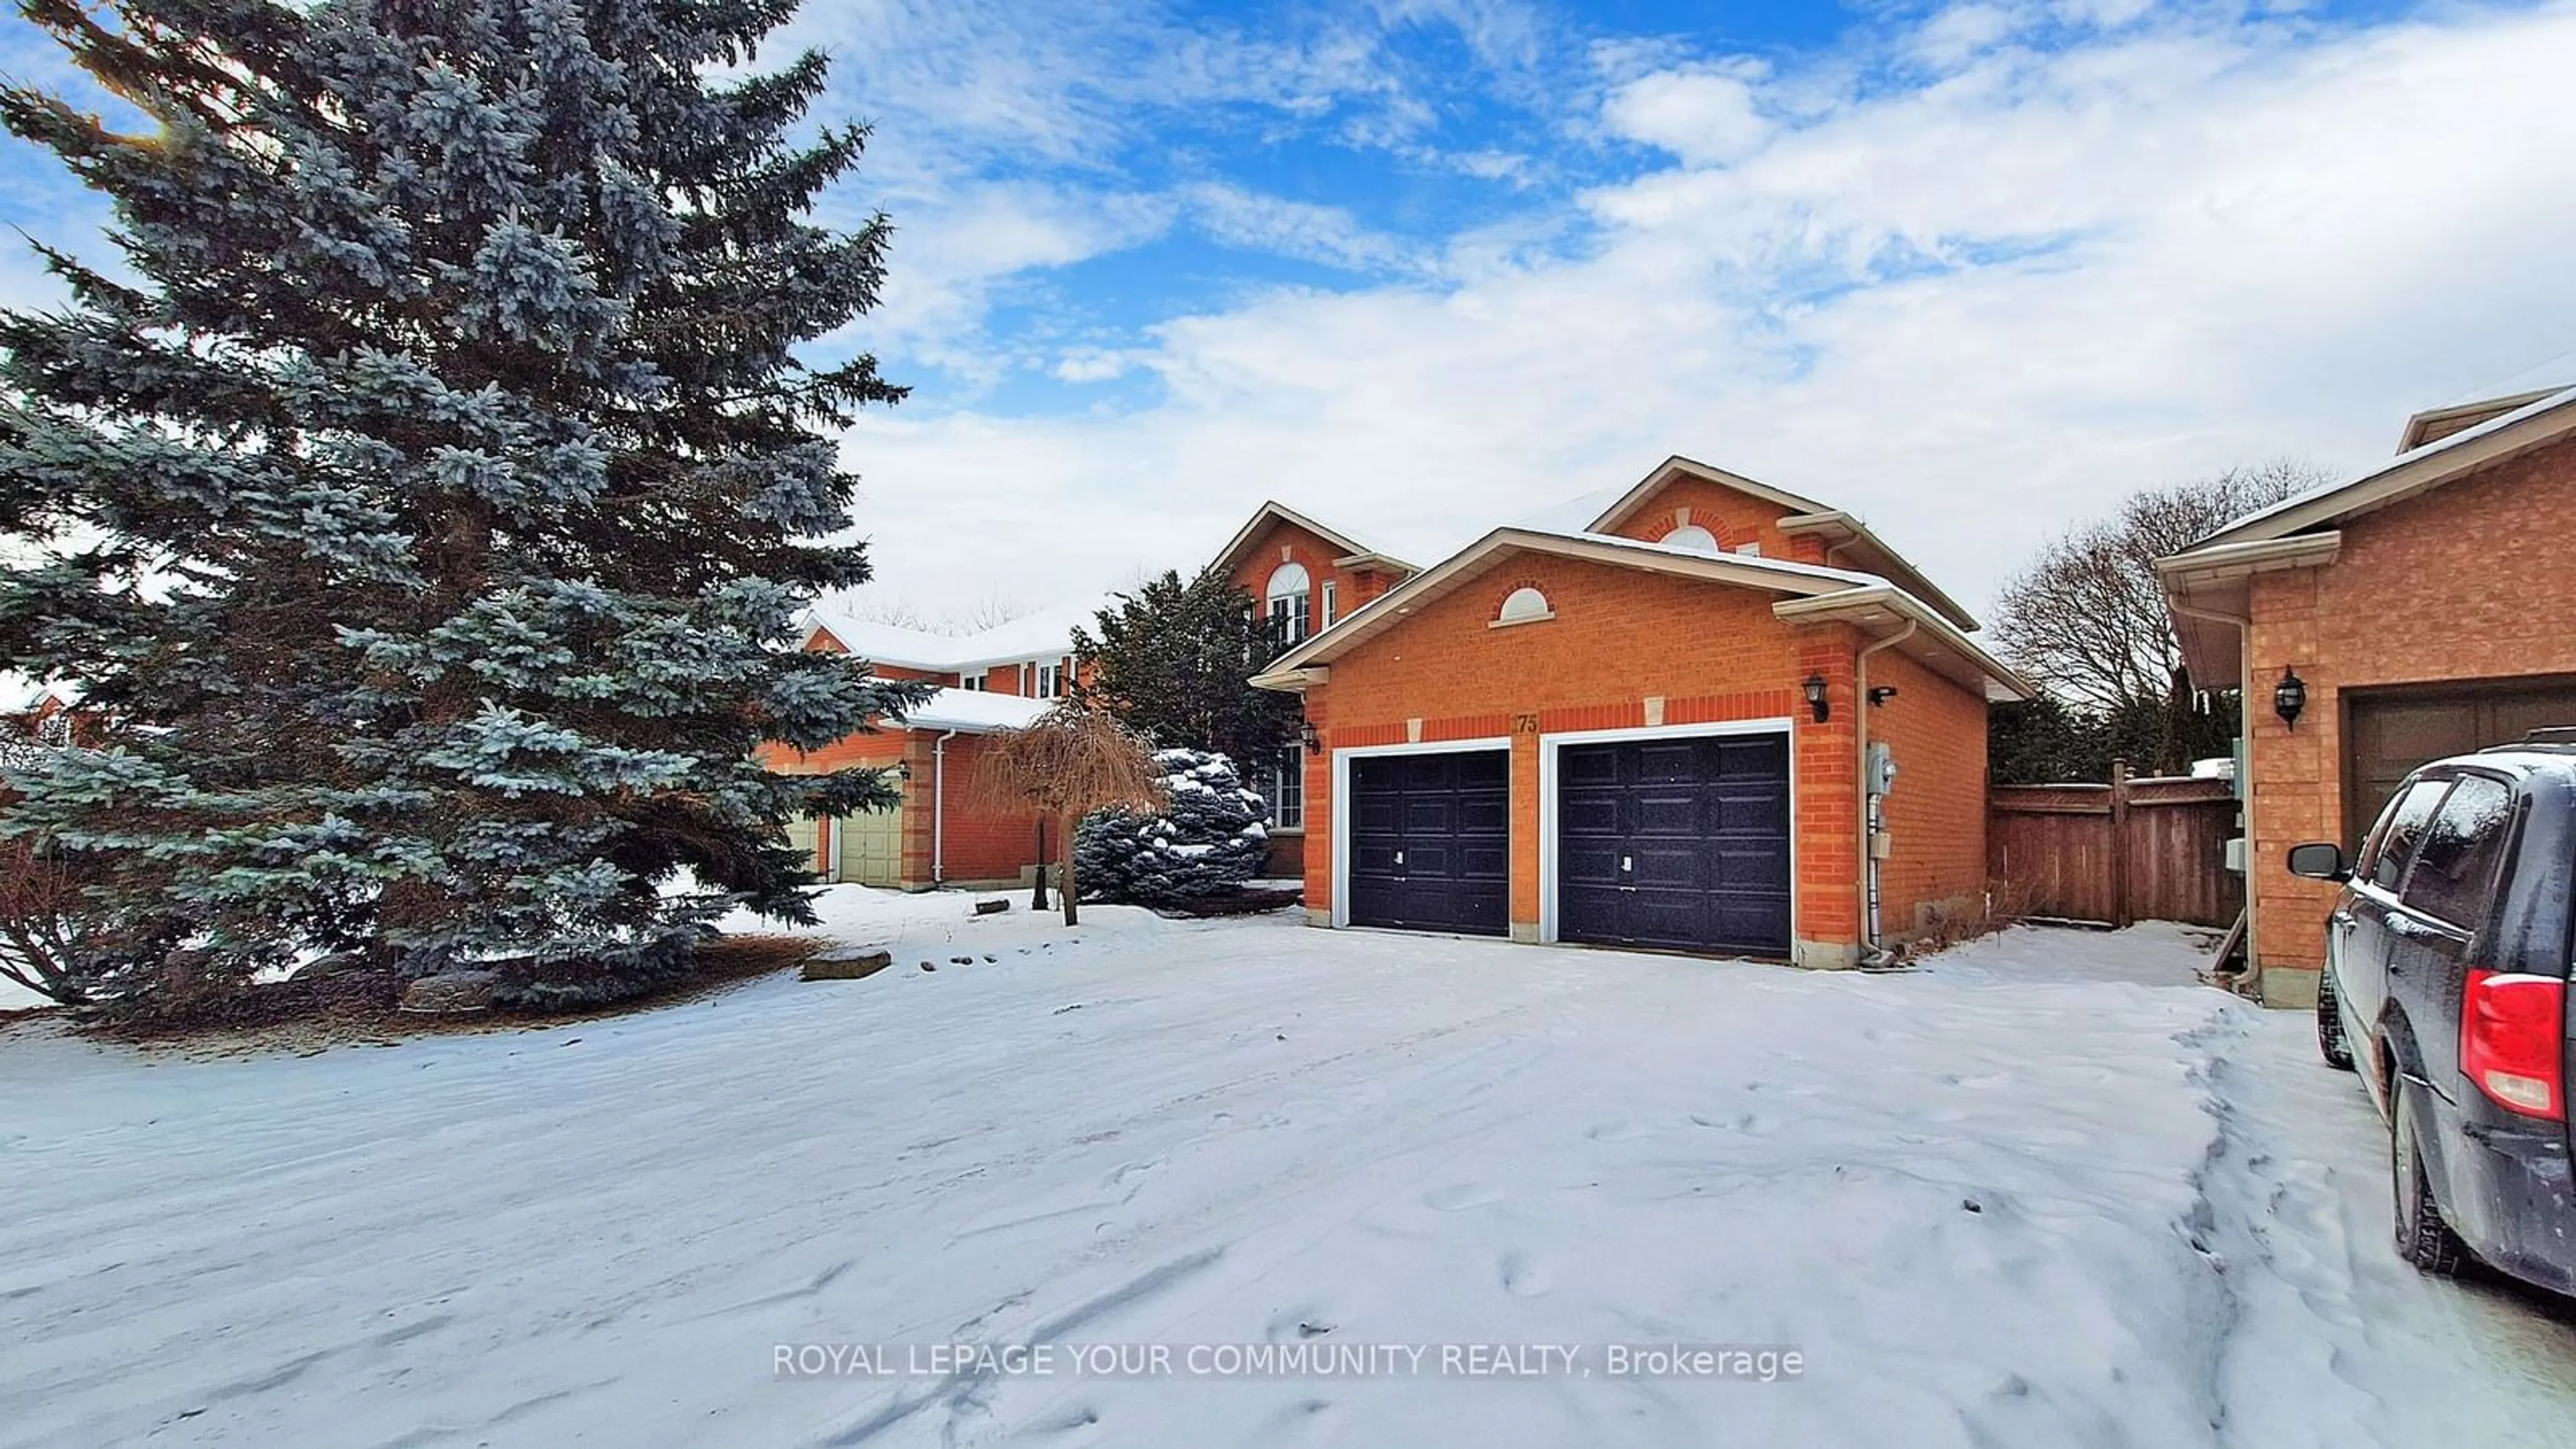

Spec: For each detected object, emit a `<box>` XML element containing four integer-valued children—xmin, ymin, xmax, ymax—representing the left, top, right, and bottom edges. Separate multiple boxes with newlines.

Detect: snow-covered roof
<box><xmin>800</xmin><ymin>594</ymin><xmax>1117</xmax><ymax>673</ymax></box>
<box><xmin>892</xmin><ymin>688</ymin><xmax>1051</xmax><ymax>735</ymax></box>
<box><xmin>941</xmin><ymin>595</ymin><xmax>1121</xmax><ymax>669</ymax></box>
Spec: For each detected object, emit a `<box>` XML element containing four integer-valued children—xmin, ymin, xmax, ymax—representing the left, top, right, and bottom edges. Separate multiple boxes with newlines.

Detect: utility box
<box><xmin>1869</xmin><ymin>831</ymin><xmax>1895</xmax><ymax>860</ymax></box>
<box><xmin>1866</xmin><ymin>741</ymin><xmax>1898</xmax><ymax>796</ymax></box>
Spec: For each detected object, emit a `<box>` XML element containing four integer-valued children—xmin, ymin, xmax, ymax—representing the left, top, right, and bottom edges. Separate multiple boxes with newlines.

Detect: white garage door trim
<box><xmin>1329</xmin><ymin>736</ymin><xmax>1513</xmax><ymax>930</ymax></box>
<box><xmin>1536</xmin><ymin>716</ymin><xmax>1798</xmax><ymax>947</ymax></box>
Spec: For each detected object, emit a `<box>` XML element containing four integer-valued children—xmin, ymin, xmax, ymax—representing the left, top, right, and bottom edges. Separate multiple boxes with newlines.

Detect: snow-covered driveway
<box><xmin>4</xmin><ymin>892</ymin><xmax>2573</xmax><ymax>1447</ymax></box>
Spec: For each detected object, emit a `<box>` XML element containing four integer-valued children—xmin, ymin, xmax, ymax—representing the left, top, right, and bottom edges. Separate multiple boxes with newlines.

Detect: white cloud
<box><xmin>1179</xmin><ymin>182</ymin><xmax>1425</xmax><ymax>274</ymax></box>
<box><xmin>837</xmin><ymin>2</ymin><xmax>2576</xmax><ymax>629</ymax></box>
<box><xmin>1600</xmin><ymin>64</ymin><xmax>1774</xmax><ymax>166</ymax></box>
<box><xmin>1913</xmin><ymin>5</ymin><xmax>2027</xmax><ymax>68</ymax></box>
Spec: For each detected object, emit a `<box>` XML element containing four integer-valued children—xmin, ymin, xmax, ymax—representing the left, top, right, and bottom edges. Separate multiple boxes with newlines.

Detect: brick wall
<box><xmin>2247</xmin><ymin>434</ymin><xmax>2576</xmax><ymax>978</ymax></box>
<box><xmin>758</xmin><ymin>728</ymin><xmax>1041</xmax><ymax>888</ymax></box>
<box><xmin>1865</xmin><ymin>646</ymin><xmax>1992</xmax><ymax>939</ymax></box>
<box><xmin>1230</xmin><ymin>517</ymin><xmax>1344</xmax><ymax>629</ymax></box>
<box><xmin>1596</xmin><ymin>476</ymin><xmax>1831</xmax><ymax>564</ymax></box>
<box><xmin>1298</xmin><ymin>552</ymin><xmax>1921</xmax><ymax>959</ymax></box>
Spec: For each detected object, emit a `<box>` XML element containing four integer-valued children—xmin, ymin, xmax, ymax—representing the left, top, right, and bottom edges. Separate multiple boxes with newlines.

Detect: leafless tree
<box><xmin>1991</xmin><ymin>460</ymin><xmax>2330</xmax><ymax>774</ymax></box>
<box><xmin>969</xmin><ymin>701</ymin><xmax>1164</xmax><ymax>925</ymax></box>
<box><xmin>1994</xmin><ymin>460</ymin><xmax>2328</xmax><ymax>710</ymax></box>
<box><xmin>849</xmin><ymin>596</ymin><xmax>1029</xmax><ymax>637</ymax></box>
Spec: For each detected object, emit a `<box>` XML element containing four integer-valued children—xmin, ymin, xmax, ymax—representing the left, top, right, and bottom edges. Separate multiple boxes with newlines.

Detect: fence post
<box><xmin>2110</xmin><ymin>757</ymin><xmax>2133</xmax><ymax>930</ymax></box>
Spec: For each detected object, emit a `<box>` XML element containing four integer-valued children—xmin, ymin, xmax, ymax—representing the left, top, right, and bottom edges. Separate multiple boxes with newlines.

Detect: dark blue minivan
<box><xmin>2290</xmin><ymin>741</ymin><xmax>2576</xmax><ymax>1296</ymax></box>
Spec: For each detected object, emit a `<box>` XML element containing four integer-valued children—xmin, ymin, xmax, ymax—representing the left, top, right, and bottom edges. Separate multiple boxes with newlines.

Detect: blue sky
<box><xmin>5</xmin><ymin>0</ymin><xmax>2574</xmax><ymax>625</ymax></box>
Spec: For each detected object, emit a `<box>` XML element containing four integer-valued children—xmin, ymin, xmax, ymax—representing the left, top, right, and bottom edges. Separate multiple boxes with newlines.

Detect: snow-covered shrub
<box><xmin>1075</xmin><ymin>749</ymin><xmax>1268</xmax><ymax>905</ymax></box>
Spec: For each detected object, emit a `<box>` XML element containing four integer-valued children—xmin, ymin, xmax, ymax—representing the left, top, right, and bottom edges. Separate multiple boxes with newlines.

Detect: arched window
<box><xmin>1660</xmin><ymin>524</ymin><xmax>1719</xmax><ymax>553</ymax></box>
<box><xmin>1495</xmin><ymin>586</ymin><xmax>1552</xmax><ymax>625</ymax></box>
<box><xmin>1266</xmin><ymin>562</ymin><xmax>1313</xmax><ymax>644</ymax></box>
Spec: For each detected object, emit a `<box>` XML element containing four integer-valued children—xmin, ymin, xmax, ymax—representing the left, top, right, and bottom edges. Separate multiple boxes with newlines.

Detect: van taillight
<box><xmin>2461</xmin><ymin>971</ymin><xmax>2567</xmax><ymax>1120</ymax></box>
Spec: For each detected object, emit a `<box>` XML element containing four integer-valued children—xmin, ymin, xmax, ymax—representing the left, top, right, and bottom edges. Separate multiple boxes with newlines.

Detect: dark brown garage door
<box><xmin>2345</xmin><ymin>677</ymin><xmax>2576</xmax><ymax>847</ymax></box>
<box><xmin>1346</xmin><ymin>750</ymin><xmax>1509</xmax><ymax>935</ymax></box>
<box><xmin>1557</xmin><ymin>733</ymin><xmax>1791</xmax><ymax>956</ymax></box>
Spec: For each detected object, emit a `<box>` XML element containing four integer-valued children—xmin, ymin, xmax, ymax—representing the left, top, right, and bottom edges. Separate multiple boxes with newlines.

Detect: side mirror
<box><xmin>2286</xmin><ymin>841</ymin><xmax>2349</xmax><ymax>883</ymax></box>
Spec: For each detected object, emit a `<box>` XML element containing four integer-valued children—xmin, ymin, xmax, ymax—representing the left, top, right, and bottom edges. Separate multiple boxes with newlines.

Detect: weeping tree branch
<box><xmin>967</xmin><ymin>701</ymin><xmax>1163</xmax><ymax>926</ymax></box>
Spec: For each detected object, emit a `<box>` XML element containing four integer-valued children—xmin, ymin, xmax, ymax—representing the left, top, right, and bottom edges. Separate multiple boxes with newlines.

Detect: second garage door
<box><xmin>2346</xmin><ymin>678</ymin><xmax>2576</xmax><ymax>847</ymax></box>
<box><xmin>1346</xmin><ymin>750</ymin><xmax>1509</xmax><ymax>935</ymax></box>
<box><xmin>1557</xmin><ymin>732</ymin><xmax>1791</xmax><ymax>956</ymax></box>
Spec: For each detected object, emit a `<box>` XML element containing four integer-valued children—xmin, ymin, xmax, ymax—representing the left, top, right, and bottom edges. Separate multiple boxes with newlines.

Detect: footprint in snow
<box><xmin>1424</xmin><ymin>1183</ymin><xmax>1502</xmax><ymax>1212</ymax></box>
<box><xmin>1690</xmin><ymin>1111</ymin><xmax>1772</xmax><ymax>1134</ymax></box>
<box><xmin>1499</xmin><ymin>1252</ymin><xmax>1553</xmax><ymax>1298</ymax></box>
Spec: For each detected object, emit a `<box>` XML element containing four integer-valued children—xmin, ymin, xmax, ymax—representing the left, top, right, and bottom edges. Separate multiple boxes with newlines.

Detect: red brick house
<box><xmin>2161</xmin><ymin>384</ymin><xmax>2576</xmax><ymax>1006</ymax></box>
<box><xmin>757</xmin><ymin>600</ymin><xmax>1114</xmax><ymax>889</ymax></box>
<box><xmin>1208</xmin><ymin>501</ymin><xmax>1421</xmax><ymax>875</ymax></box>
<box><xmin>1249</xmin><ymin>457</ymin><xmax>2028</xmax><ymax>967</ymax></box>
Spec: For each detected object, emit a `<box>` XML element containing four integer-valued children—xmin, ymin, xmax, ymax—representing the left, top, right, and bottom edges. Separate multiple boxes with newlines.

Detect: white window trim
<box><xmin>1327</xmin><ymin>737</ymin><xmax>1513</xmax><ymax>931</ymax></box>
<box><xmin>1534</xmin><ymin>716</ymin><xmax>1797</xmax><ymax>948</ymax></box>
<box><xmin>1321</xmin><ymin>580</ymin><xmax>1337</xmax><ymax>629</ymax></box>
<box><xmin>1269</xmin><ymin>749</ymin><xmax>1307</xmax><ymax>831</ymax></box>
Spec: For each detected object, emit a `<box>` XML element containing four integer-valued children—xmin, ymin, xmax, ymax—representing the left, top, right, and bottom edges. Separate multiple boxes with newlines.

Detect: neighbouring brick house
<box><xmin>757</xmin><ymin>600</ymin><xmax>1115</xmax><ymax>889</ymax></box>
<box><xmin>1208</xmin><ymin>501</ymin><xmax>1421</xmax><ymax>876</ymax></box>
<box><xmin>1248</xmin><ymin>457</ymin><xmax>2029</xmax><ymax>967</ymax></box>
<box><xmin>2161</xmin><ymin>384</ymin><xmax>2576</xmax><ymax>1007</ymax></box>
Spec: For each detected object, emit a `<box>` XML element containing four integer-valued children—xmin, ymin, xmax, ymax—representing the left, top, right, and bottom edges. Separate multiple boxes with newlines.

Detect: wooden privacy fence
<box><xmin>1988</xmin><ymin>764</ymin><xmax>2243</xmax><ymax>928</ymax></box>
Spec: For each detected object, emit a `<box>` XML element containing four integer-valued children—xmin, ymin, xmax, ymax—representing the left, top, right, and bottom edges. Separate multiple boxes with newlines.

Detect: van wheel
<box><xmin>2316</xmin><ymin>969</ymin><xmax>2355</xmax><ymax>1071</ymax></box>
<box><xmin>2391</xmin><ymin>1078</ymin><xmax>2471</xmax><ymax>1276</ymax></box>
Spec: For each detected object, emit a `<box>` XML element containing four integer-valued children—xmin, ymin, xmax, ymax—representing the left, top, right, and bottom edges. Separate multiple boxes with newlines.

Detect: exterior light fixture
<box><xmin>2273</xmin><ymin>667</ymin><xmax>2307</xmax><ymax>730</ymax></box>
<box><xmin>1868</xmin><ymin>686</ymin><xmax>1900</xmax><ymax>708</ymax></box>
<box><xmin>1803</xmin><ymin>673</ymin><xmax>1831</xmax><ymax>723</ymax></box>
<box><xmin>1300</xmin><ymin>720</ymin><xmax>1322</xmax><ymax>755</ymax></box>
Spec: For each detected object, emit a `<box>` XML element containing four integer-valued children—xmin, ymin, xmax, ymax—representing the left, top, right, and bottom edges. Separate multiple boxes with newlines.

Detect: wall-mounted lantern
<box><xmin>1300</xmin><ymin>720</ymin><xmax>1322</xmax><ymax>755</ymax></box>
<box><xmin>1803</xmin><ymin>673</ymin><xmax>1831</xmax><ymax>724</ymax></box>
<box><xmin>2273</xmin><ymin>667</ymin><xmax>2308</xmax><ymax>730</ymax></box>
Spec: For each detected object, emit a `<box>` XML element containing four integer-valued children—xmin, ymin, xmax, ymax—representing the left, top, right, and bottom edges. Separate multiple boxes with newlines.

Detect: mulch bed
<box><xmin>58</xmin><ymin>934</ymin><xmax>820</xmax><ymax>1057</ymax></box>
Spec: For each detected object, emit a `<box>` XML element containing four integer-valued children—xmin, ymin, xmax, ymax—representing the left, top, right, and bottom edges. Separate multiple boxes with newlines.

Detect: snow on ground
<box><xmin>4</xmin><ymin>895</ymin><xmax>2574</xmax><ymax>1447</ymax></box>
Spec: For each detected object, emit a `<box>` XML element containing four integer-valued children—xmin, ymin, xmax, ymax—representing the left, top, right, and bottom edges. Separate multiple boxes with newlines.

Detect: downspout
<box><xmin>2168</xmin><ymin>597</ymin><xmax>2256</xmax><ymax>995</ymax></box>
<box><xmin>931</xmin><ymin>729</ymin><xmax>959</xmax><ymax>886</ymax></box>
<box><xmin>1855</xmin><ymin>621</ymin><xmax>1918</xmax><ymax>965</ymax></box>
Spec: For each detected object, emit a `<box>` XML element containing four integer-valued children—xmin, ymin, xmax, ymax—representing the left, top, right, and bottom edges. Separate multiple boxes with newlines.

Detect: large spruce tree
<box><xmin>0</xmin><ymin>0</ymin><xmax>926</xmax><ymax>1003</ymax></box>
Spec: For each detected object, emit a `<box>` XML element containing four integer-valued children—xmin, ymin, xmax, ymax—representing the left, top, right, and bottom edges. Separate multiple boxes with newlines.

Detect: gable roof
<box><xmin>2398</xmin><ymin>386</ymin><xmax>2565</xmax><ymax>452</ymax></box>
<box><xmin>1250</xmin><ymin>525</ymin><xmax>2029</xmax><ymax>700</ymax></box>
<box><xmin>1577</xmin><ymin>455</ymin><xmax>1979</xmax><ymax>631</ymax></box>
<box><xmin>1210</xmin><ymin>500</ymin><xmax>1417</xmax><ymax>581</ymax></box>
<box><xmin>2160</xmin><ymin>383</ymin><xmax>2576</xmax><ymax>686</ymax></box>
<box><xmin>2189</xmin><ymin>384</ymin><xmax>2576</xmax><ymax>553</ymax></box>
<box><xmin>1583</xmin><ymin>455</ymin><xmax>1835</xmax><ymax>535</ymax></box>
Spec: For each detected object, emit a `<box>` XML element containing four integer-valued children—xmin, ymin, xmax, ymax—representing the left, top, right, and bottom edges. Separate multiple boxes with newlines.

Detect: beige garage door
<box><xmin>838</xmin><ymin>804</ymin><xmax>903</xmax><ymax>887</ymax></box>
<box><xmin>783</xmin><ymin>815</ymin><xmax>824</xmax><ymax>875</ymax></box>
<box><xmin>2344</xmin><ymin>676</ymin><xmax>2576</xmax><ymax>846</ymax></box>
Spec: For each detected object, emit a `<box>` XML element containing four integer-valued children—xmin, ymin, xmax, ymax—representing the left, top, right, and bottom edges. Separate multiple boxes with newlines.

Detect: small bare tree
<box><xmin>1992</xmin><ymin>460</ymin><xmax>2328</xmax><ymax>773</ymax></box>
<box><xmin>971</xmin><ymin>701</ymin><xmax>1164</xmax><ymax>925</ymax></box>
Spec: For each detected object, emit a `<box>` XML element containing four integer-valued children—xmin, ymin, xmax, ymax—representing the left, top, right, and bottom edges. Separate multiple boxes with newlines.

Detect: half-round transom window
<box><xmin>1660</xmin><ymin>524</ymin><xmax>1719</xmax><ymax>553</ymax></box>
<box><xmin>1497</xmin><ymin>586</ymin><xmax>1551</xmax><ymax>624</ymax></box>
<box><xmin>1265</xmin><ymin>563</ymin><xmax>1314</xmax><ymax>643</ymax></box>
<box><xmin>1265</xmin><ymin>562</ymin><xmax>1311</xmax><ymax>600</ymax></box>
